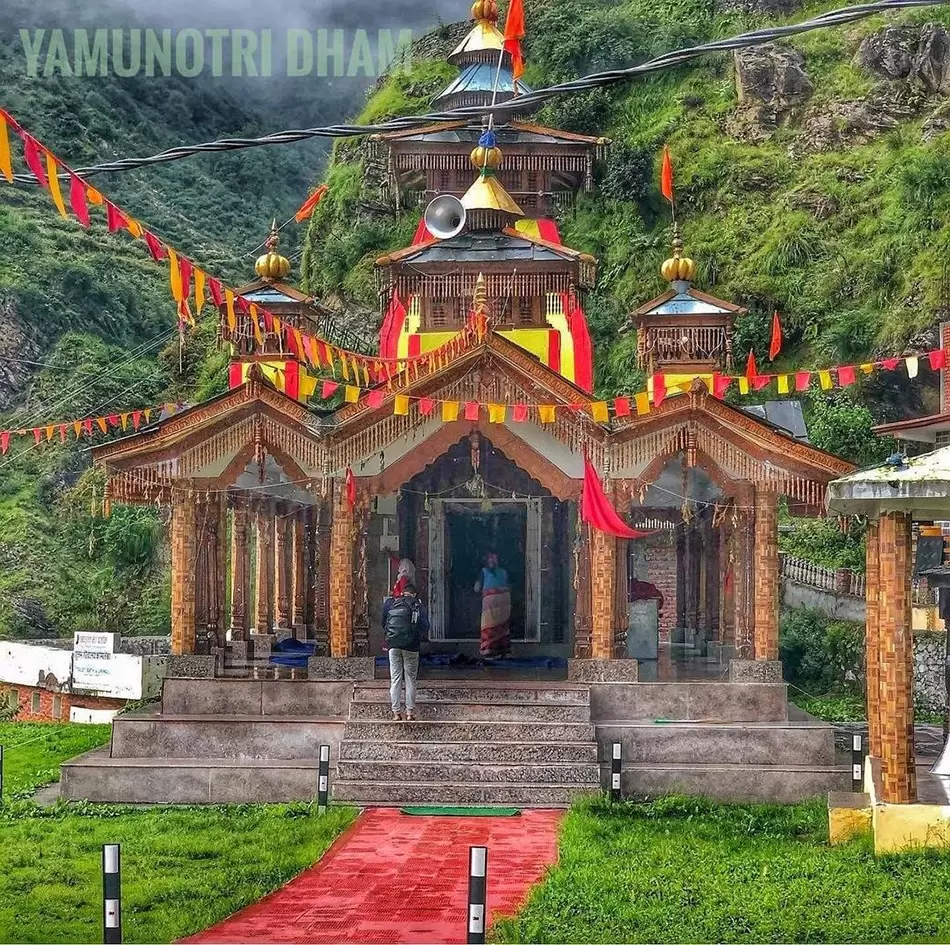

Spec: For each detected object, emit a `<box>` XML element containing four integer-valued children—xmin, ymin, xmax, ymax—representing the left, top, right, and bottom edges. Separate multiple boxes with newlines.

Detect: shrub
<box><xmin>780</xmin><ymin>607</ymin><xmax>864</xmax><ymax>691</ymax></box>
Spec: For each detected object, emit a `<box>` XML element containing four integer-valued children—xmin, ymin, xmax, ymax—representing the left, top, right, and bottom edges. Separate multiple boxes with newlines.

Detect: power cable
<box><xmin>7</xmin><ymin>0</ymin><xmax>944</xmax><ymax>185</ymax></box>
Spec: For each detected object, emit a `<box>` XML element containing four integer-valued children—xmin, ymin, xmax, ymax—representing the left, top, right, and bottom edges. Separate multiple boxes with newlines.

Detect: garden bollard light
<box><xmin>318</xmin><ymin>744</ymin><xmax>330</xmax><ymax>813</ymax></box>
<box><xmin>611</xmin><ymin>742</ymin><xmax>622</xmax><ymax>802</ymax></box>
<box><xmin>852</xmin><ymin>733</ymin><xmax>863</xmax><ymax>792</ymax></box>
<box><xmin>102</xmin><ymin>844</ymin><xmax>121</xmax><ymax>944</ymax></box>
<box><xmin>467</xmin><ymin>845</ymin><xmax>487</xmax><ymax>945</ymax></box>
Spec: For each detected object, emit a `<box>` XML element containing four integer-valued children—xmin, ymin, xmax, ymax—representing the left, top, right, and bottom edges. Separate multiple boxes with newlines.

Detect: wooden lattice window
<box><xmin>517</xmin><ymin>296</ymin><xmax>535</xmax><ymax>326</ymax></box>
<box><xmin>438</xmin><ymin>170</ymin><xmax>452</xmax><ymax>192</ymax></box>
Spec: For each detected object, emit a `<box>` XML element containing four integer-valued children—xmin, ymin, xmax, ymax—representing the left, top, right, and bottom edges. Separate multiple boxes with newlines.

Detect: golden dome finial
<box><xmin>470</xmin><ymin>0</ymin><xmax>498</xmax><ymax>22</ymax></box>
<box><xmin>255</xmin><ymin>220</ymin><xmax>291</xmax><ymax>282</ymax></box>
<box><xmin>473</xmin><ymin>273</ymin><xmax>488</xmax><ymax>315</ymax></box>
<box><xmin>660</xmin><ymin>222</ymin><xmax>696</xmax><ymax>284</ymax></box>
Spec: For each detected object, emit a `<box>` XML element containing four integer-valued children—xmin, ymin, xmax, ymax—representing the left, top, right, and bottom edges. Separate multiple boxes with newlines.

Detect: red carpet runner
<box><xmin>184</xmin><ymin>808</ymin><xmax>563</xmax><ymax>944</ymax></box>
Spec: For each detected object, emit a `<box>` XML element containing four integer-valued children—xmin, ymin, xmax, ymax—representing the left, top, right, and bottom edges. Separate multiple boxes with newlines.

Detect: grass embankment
<box><xmin>0</xmin><ymin>722</ymin><xmax>111</xmax><ymax>798</ymax></box>
<box><xmin>494</xmin><ymin>795</ymin><xmax>950</xmax><ymax>944</ymax></box>
<box><xmin>0</xmin><ymin>722</ymin><xmax>357</xmax><ymax>943</ymax></box>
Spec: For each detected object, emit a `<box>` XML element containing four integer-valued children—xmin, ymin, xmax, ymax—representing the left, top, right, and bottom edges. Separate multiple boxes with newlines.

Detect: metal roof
<box><xmin>396</xmin><ymin>231</ymin><xmax>573</xmax><ymax>265</ymax></box>
<box><xmin>433</xmin><ymin>62</ymin><xmax>529</xmax><ymax>103</ymax></box>
<box><xmin>742</xmin><ymin>401</ymin><xmax>809</xmax><ymax>442</ymax></box>
<box><xmin>241</xmin><ymin>286</ymin><xmax>300</xmax><ymax>305</ymax></box>
<box><xmin>641</xmin><ymin>289</ymin><xmax>735</xmax><ymax>317</ymax></box>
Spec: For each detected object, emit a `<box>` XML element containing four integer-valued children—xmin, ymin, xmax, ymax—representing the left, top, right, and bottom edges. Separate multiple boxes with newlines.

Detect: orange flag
<box><xmin>769</xmin><ymin>310</ymin><xmax>783</xmax><ymax>361</ymax></box>
<box><xmin>745</xmin><ymin>349</ymin><xmax>757</xmax><ymax>381</ymax></box>
<box><xmin>660</xmin><ymin>145</ymin><xmax>673</xmax><ymax>202</ymax></box>
<box><xmin>0</xmin><ymin>113</ymin><xmax>12</xmax><ymax>183</ymax></box>
<box><xmin>294</xmin><ymin>184</ymin><xmax>328</xmax><ymax>223</ymax></box>
<box><xmin>503</xmin><ymin>0</ymin><xmax>526</xmax><ymax>79</ymax></box>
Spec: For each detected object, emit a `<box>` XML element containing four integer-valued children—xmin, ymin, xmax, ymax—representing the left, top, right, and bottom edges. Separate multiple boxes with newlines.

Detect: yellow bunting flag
<box><xmin>442</xmin><ymin>401</ymin><xmax>460</xmax><ymax>422</ymax></box>
<box><xmin>143</xmin><ymin>408</ymin><xmax>152</xmax><ymax>423</ymax></box>
<box><xmin>635</xmin><ymin>392</ymin><xmax>650</xmax><ymax>415</ymax></box>
<box><xmin>193</xmin><ymin>268</ymin><xmax>206</xmax><ymax>317</ymax></box>
<box><xmin>488</xmin><ymin>403</ymin><xmax>506</xmax><ymax>423</ymax></box>
<box><xmin>738</xmin><ymin>377</ymin><xmax>750</xmax><ymax>395</ymax></box>
<box><xmin>126</xmin><ymin>217</ymin><xmax>144</xmax><ymax>239</ymax></box>
<box><xmin>777</xmin><ymin>375</ymin><xmax>790</xmax><ymax>395</ymax></box>
<box><xmin>224</xmin><ymin>289</ymin><xmax>236</xmax><ymax>333</ymax></box>
<box><xmin>273</xmin><ymin>316</ymin><xmax>282</xmax><ymax>336</ymax></box>
<box><xmin>249</xmin><ymin>304</ymin><xmax>263</xmax><ymax>347</ymax></box>
<box><xmin>299</xmin><ymin>373</ymin><xmax>317</xmax><ymax>399</ymax></box>
<box><xmin>0</xmin><ymin>114</ymin><xmax>12</xmax><ymax>183</ymax></box>
<box><xmin>167</xmin><ymin>247</ymin><xmax>183</xmax><ymax>302</ymax></box>
<box><xmin>45</xmin><ymin>425</ymin><xmax>55</xmax><ymax>442</ymax></box>
<box><xmin>73</xmin><ymin>421</ymin><xmax>82</xmax><ymax>438</ymax></box>
<box><xmin>340</xmin><ymin>353</ymin><xmax>350</xmax><ymax>381</ymax></box>
<box><xmin>87</xmin><ymin>187</ymin><xmax>103</xmax><ymax>206</ymax></box>
<box><xmin>819</xmin><ymin>370</ymin><xmax>833</xmax><ymax>390</ymax></box>
<box><xmin>344</xmin><ymin>385</ymin><xmax>359</xmax><ymax>403</ymax></box>
<box><xmin>120</xmin><ymin>413</ymin><xmax>129</xmax><ymax>431</ymax></box>
<box><xmin>45</xmin><ymin>154</ymin><xmax>67</xmax><ymax>219</ymax></box>
<box><xmin>394</xmin><ymin>395</ymin><xmax>409</xmax><ymax>416</ymax></box>
<box><xmin>906</xmin><ymin>356</ymin><xmax>919</xmax><ymax>379</ymax></box>
<box><xmin>591</xmin><ymin>401</ymin><xmax>609</xmax><ymax>423</ymax></box>
<box><xmin>538</xmin><ymin>405</ymin><xmax>556</xmax><ymax>424</ymax></box>
<box><xmin>860</xmin><ymin>363</ymin><xmax>874</xmax><ymax>375</ymax></box>
<box><xmin>96</xmin><ymin>417</ymin><xmax>108</xmax><ymax>434</ymax></box>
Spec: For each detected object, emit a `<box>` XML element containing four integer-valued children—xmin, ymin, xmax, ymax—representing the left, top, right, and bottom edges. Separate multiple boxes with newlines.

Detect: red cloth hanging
<box><xmin>345</xmin><ymin>468</ymin><xmax>356</xmax><ymax>508</ymax></box>
<box><xmin>379</xmin><ymin>291</ymin><xmax>407</xmax><ymax>360</ymax></box>
<box><xmin>562</xmin><ymin>291</ymin><xmax>594</xmax><ymax>393</ymax></box>
<box><xmin>581</xmin><ymin>455</ymin><xmax>653</xmax><ymax>540</ymax></box>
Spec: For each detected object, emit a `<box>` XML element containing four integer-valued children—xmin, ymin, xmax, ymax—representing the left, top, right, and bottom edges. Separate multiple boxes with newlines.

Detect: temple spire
<box><xmin>660</xmin><ymin>222</ymin><xmax>696</xmax><ymax>290</ymax></box>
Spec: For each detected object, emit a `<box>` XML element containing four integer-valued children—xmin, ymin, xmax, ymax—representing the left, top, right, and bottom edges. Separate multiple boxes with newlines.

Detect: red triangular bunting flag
<box><xmin>795</xmin><ymin>372</ymin><xmax>811</xmax><ymax>392</ymax></box>
<box><xmin>0</xmin><ymin>432</ymin><xmax>9</xmax><ymax>455</ymax></box>
<box><xmin>513</xmin><ymin>403</ymin><xmax>529</xmax><ymax>422</ymax></box>
<box><xmin>613</xmin><ymin>397</ymin><xmax>631</xmax><ymax>418</ymax></box>
<box><xmin>752</xmin><ymin>375</ymin><xmax>772</xmax><ymax>392</ymax></box>
<box><xmin>464</xmin><ymin>402</ymin><xmax>480</xmax><ymax>421</ymax></box>
<box><xmin>713</xmin><ymin>374</ymin><xmax>732</xmax><ymax>399</ymax></box>
<box><xmin>321</xmin><ymin>380</ymin><xmax>339</xmax><ymax>399</ymax></box>
<box><xmin>838</xmin><ymin>365</ymin><xmax>856</xmax><ymax>386</ymax></box>
<box><xmin>769</xmin><ymin>311</ymin><xmax>783</xmax><ymax>361</ymax></box>
<box><xmin>929</xmin><ymin>349</ymin><xmax>947</xmax><ymax>371</ymax></box>
<box><xmin>143</xmin><ymin>231</ymin><xmax>166</xmax><ymax>262</ymax></box>
<box><xmin>882</xmin><ymin>358</ymin><xmax>900</xmax><ymax>371</ymax></box>
<box><xmin>366</xmin><ymin>389</ymin><xmax>385</xmax><ymax>409</ymax></box>
<box><xmin>653</xmin><ymin>374</ymin><xmax>666</xmax><ymax>408</ymax></box>
<box><xmin>22</xmin><ymin>136</ymin><xmax>48</xmax><ymax>188</ymax></box>
<box><xmin>68</xmin><ymin>175</ymin><xmax>90</xmax><ymax>226</ymax></box>
<box><xmin>745</xmin><ymin>350</ymin><xmax>757</xmax><ymax>381</ymax></box>
<box><xmin>419</xmin><ymin>397</ymin><xmax>436</xmax><ymax>416</ymax></box>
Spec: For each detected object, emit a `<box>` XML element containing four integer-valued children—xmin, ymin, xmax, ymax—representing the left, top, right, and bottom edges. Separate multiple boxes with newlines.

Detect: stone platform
<box><xmin>60</xmin><ymin>674</ymin><xmax>850</xmax><ymax>806</ymax></box>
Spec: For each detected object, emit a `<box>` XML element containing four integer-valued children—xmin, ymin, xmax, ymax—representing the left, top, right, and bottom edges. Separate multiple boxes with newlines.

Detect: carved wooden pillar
<box><xmin>572</xmin><ymin>505</ymin><xmax>592</xmax><ymax>658</ymax></box>
<box><xmin>292</xmin><ymin>508</ymin><xmax>308</xmax><ymax>639</ymax></box>
<box><xmin>216</xmin><ymin>496</ymin><xmax>228</xmax><ymax>640</ymax></box>
<box><xmin>865</xmin><ymin>520</ymin><xmax>882</xmax><ymax>760</ymax></box>
<box><xmin>313</xmin><ymin>499</ymin><xmax>331</xmax><ymax>654</ymax></box>
<box><xmin>705</xmin><ymin>517</ymin><xmax>720</xmax><ymax>644</ymax></box>
<box><xmin>328</xmin><ymin>481</ymin><xmax>355</xmax><ymax>657</ymax></box>
<box><xmin>878</xmin><ymin>511</ymin><xmax>917</xmax><ymax>803</ymax></box>
<box><xmin>203</xmin><ymin>496</ymin><xmax>224</xmax><ymax>651</ymax></box>
<box><xmin>753</xmin><ymin>487</ymin><xmax>780</xmax><ymax>661</ymax></box>
<box><xmin>274</xmin><ymin>505</ymin><xmax>292</xmax><ymax>632</ymax></box>
<box><xmin>255</xmin><ymin>502</ymin><xmax>274</xmax><ymax>634</ymax></box>
<box><xmin>733</xmin><ymin>496</ymin><xmax>755</xmax><ymax>660</ymax></box>
<box><xmin>352</xmin><ymin>492</ymin><xmax>371</xmax><ymax>657</ymax></box>
<box><xmin>590</xmin><ymin>525</ymin><xmax>617</xmax><ymax>660</ymax></box>
<box><xmin>170</xmin><ymin>487</ymin><xmax>197</xmax><ymax>656</ymax></box>
<box><xmin>229</xmin><ymin>500</ymin><xmax>250</xmax><ymax>641</ymax></box>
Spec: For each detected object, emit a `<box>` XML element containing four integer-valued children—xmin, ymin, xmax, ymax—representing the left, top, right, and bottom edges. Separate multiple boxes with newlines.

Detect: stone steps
<box><xmin>111</xmin><ymin>714</ymin><xmax>344</xmax><ymax>760</ymax></box>
<box><xmin>337</xmin><ymin>759</ymin><xmax>600</xmax><ymax>783</ymax></box>
<box><xmin>590</xmin><ymin>682</ymin><xmax>788</xmax><ymax>723</ymax></box>
<box><xmin>331</xmin><ymin>779</ymin><xmax>597</xmax><ymax>807</ymax></box>
<box><xmin>60</xmin><ymin>749</ymin><xmax>326</xmax><ymax>804</ymax></box>
<box><xmin>339</xmin><ymin>739</ymin><xmax>598</xmax><ymax>764</ymax></box>
<box><xmin>348</xmin><ymin>699</ymin><xmax>591</xmax><ymax>723</ymax></box>
<box><xmin>341</xmin><ymin>719</ymin><xmax>596</xmax><ymax>743</ymax></box>
<box><xmin>617</xmin><ymin>763</ymin><xmax>852</xmax><ymax>804</ymax></box>
<box><xmin>353</xmin><ymin>682</ymin><xmax>590</xmax><ymax>706</ymax></box>
<box><xmin>598</xmin><ymin>721</ymin><xmax>837</xmax><ymax>766</ymax></box>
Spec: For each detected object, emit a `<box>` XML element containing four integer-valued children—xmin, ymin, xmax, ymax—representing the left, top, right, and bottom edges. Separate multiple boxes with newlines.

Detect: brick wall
<box><xmin>646</xmin><ymin>545</ymin><xmax>678</xmax><ymax>643</ymax></box>
<box><xmin>942</xmin><ymin>322</ymin><xmax>950</xmax><ymax>414</ymax></box>
<box><xmin>0</xmin><ymin>683</ymin><xmax>126</xmax><ymax>722</ymax></box>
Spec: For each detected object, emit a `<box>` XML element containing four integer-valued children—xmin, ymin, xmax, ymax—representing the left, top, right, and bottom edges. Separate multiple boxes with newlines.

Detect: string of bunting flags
<box><xmin>0</xmin><ymin>403</ymin><xmax>185</xmax><ymax>455</ymax></box>
<box><xmin>0</xmin><ymin>107</ymin><xmax>477</xmax><ymax>382</ymax></box>
<box><xmin>322</xmin><ymin>346</ymin><xmax>947</xmax><ymax>423</ymax></box>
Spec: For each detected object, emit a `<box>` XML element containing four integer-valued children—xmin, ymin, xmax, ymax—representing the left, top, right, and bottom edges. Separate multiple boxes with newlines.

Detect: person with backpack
<box><xmin>382</xmin><ymin>582</ymin><xmax>429</xmax><ymax>721</ymax></box>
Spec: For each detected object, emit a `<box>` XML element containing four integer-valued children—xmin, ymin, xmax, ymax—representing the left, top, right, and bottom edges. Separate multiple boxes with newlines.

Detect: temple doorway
<box><xmin>444</xmin><ymin>501</ymin><xmax>528</xmax><ymax>641</ymax></box>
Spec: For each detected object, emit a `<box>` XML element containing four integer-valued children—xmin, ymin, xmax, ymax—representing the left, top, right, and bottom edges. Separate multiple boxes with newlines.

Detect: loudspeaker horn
<box><xmin>424</xmin><ymin>194</ymin><xmax>466</xmax><ymax>240</ymax></box>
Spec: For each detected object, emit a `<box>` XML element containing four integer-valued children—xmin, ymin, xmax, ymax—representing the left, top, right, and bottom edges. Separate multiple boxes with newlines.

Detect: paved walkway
<box><xmin>184</xmin><ymin>808</ymin><xmax>563</xmax><ymax>944</ymax></box>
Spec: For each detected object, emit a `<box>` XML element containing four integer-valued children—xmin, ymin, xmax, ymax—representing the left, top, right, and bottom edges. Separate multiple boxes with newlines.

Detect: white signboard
<box><xmin>72</xmin><ymin>632</ymin><xmax>117</xmax><ymax>693</ymax></box>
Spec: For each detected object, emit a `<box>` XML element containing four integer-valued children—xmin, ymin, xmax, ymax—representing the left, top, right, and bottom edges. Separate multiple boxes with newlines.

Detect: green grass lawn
<box><xmin>0</xmin><ymin>722</ymin><xmax>111</xmax><ymax>798</ymax></box>
<box><xmin>493</xmin><ymin>796</ymin><xmax>950</xmax><ymax>944</ymax></box>
<box><xmin>0</xmin><ymin>721</ymin><xmax>357</xmax><ymax>944</ymax></box>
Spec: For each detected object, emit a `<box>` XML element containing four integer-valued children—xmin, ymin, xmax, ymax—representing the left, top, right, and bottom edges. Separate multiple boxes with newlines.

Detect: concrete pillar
<box><xmin>878</xmin><ymin>511</ymin><xmax>917</xmax><ymax>804</ymax></box>
<box><xmin>865</xmin><ymin>519</ymin><xmax>882</xmax><ymax>759</ymax></box>
<box><xmin>572</xmin><ymin>510</ymin><xmax>593</xmax><ymax>659</ymax></box>
<box><xmin>753</xmin><ymin>488</ymin><xmax>780</xmax><ymax>661</ymax></box>
<box><xmin>229</xmin><ymin>501</ymin><xmax>250</xmax><ymax>641</ymax></box>
<box><xmin>170</xmin><ymin>487</ymin><xmax>197</xmax><ymax>656</ymax></box>
<box><xmin>274</xmin><ymin>506</ymin><xmax>291</xmax><ymax>632</ymax></box>
<box><xmin>590</xmin><ymin>526</ymin><xmax>617</xmax><ymax>659</ymax></box>
<box><xmin>292</xmin><ymin>509</ymin><xmax>308</xmax><ymax>638</ymax></box>
<box><xmin>255</xmin><ymin>503</ymin><xmax>273</xmax><ymax>634</ymax></box>
<box><xmin>313</xmin><ymin>500</ymin><xmax>331</xmax><ymax>654</ymax></box>
<box><xmin>328</xmin><ymin>481</ymin><xmax>355</xmax><ymax>658</ymax></box>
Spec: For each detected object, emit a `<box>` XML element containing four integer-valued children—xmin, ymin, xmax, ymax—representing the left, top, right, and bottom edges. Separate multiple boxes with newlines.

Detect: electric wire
<box><xmin>7</xmin><ymin>0</ymin><xmax>945</xmax><ymax>184</ymax></box>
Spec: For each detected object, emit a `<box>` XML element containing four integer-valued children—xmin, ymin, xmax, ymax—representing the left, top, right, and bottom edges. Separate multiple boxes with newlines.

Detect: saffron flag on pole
<box><xmin>503</xmin><ymin>0</ymin><xmax>526</xmax><ymax>79</ymax></box>
<box><xmin>769</xmin><ymin>310</ymin><xmax>783</xmax><ymax>360</ymax></box>
<box><xmin>294</xmin><ymin>184</ymin><xmax>328</xmax><ymax>223</ymax></box>
<box><xmin>581</xmin><ymin>454</ymin><xmax>653</xmax><ymax>540</ymax></box>
<box><xmin>745</xmin><ymin>349</ymin><xmax>757</xmax><ymax>382</ymax></box>
<box><xmin>660</xmin><ymin>145</ymin><xmax>673</xmax><ymax>203</ymax></box>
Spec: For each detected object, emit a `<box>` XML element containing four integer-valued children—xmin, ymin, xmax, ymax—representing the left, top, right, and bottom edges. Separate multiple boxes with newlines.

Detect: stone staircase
<box><xmin>334</xmin><ymin>681</ymin><xmax>602</xmax><ymax>807</ymax></box>
<box><xmin>595</xmin><ymin>682</ymin><xmax>850</xmax><ymax>803</ymax></box>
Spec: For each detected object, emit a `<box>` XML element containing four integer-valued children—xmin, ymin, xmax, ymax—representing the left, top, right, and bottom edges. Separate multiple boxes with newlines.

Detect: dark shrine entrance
<box><xmin>445</xmin><ymin>501</ymin><xmax>528</xmax><ymax>641</ymax></box>
<box><xmin>395</xmin><ymin>432</ymin><xmax>570</xmax><ymax>658</ymax></box>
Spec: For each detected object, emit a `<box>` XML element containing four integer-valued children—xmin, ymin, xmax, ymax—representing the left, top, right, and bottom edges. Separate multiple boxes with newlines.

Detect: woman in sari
<box><xmin>474</xmin><ymin>551</ymin><xmax>511</xmax><ymax>658</ymax></box>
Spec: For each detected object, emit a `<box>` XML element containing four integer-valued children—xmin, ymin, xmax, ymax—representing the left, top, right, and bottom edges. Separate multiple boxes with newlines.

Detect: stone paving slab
<box><xmin>181</xmin><ymin>807</ymin><xmax>562</xmax><ymax>944</ymax></box>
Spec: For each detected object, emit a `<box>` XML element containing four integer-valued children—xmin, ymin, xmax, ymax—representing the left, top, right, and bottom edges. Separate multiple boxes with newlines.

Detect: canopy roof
<box><xmin>826</xmin><ymin>446</ymin><xmax>950</xmax><ymax>518</ymax></box>
<box><xmin>634</xmin><ymin>284</ymin><xmax>746</xmax><ymax>319</ymax></box>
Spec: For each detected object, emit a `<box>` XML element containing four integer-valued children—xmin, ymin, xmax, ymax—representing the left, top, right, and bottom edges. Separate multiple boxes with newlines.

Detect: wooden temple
<box><xmin>91</xmin><ymin>0</ymin><xmax>854</xmax><ymax>681</ymax></box>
